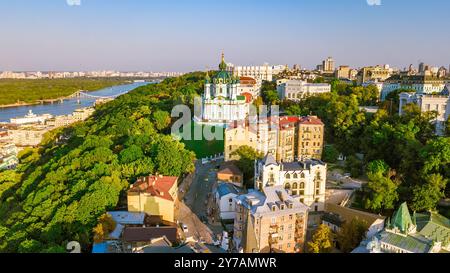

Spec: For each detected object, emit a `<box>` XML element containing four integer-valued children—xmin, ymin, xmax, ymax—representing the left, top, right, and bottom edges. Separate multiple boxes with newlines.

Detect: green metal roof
<box><xmin>391</xmin><ymin>202</ymin><xmax>413</xmax><ymax>233</ymax></box>
<box><xmin>378</xmin><ymin>231</ymin><xmax>431</xmax><ymax>253</ymax></box>
<box><xmin>416</xmin><ymin>212</ymin><xmax>450</xmax><ymax>247</ymax></box>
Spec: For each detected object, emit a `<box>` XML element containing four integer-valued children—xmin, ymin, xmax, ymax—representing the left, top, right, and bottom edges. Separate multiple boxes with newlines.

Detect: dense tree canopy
<box><xmin>0</xmin><ymin>72</ymin><xmax>206</xmax><ymax>253</ymax></box>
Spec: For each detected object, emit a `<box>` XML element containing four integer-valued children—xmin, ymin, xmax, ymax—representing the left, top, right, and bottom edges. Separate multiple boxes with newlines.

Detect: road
<box><xmin>176</xmin><ymin>160</ymin><xmax>224</xmax><ymax>244</ymax></box>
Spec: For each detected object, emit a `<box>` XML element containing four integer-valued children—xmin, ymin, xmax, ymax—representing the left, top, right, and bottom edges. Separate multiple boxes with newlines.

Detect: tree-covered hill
<box><xmin>0</xmin><ymin>78</ymin><xmax>131</xmax><ymax>106</ymax></box>
<box><xmin>0</xmin><ymin>72</ymin><xmax>206</xmax><ymax>253</ymax></box>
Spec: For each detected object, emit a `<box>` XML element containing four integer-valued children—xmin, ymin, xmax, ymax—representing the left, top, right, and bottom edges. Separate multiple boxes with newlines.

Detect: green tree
<box><xmin>153</xmin><ymin>110</ymin><xmax>171</xmax><ymax>131</ymax></box>
<box><xmin>336</xmin><ymin>218</ymin><xmax>369</xmax><ymax>253</ymax></box>
<box><xmin>364</xmin><ymin>164</ymin><xmax>399</xmax><ymax>213</ymax></box>
<box><xmin>411</xmin><ymin>174</ymin><xmax>448</xmax><ymax>212</ymax></box>
<box><xmin>322</xmin><ymin>145</ymin><xmax>339</xmax><ymax>163</ymax></box>
<box><xmin>307</xmin><ymin>224</ymin><xmax>334</xmax><ymax>253</ymax></box>
<box><xmin>231</xmin><ymin>146</ymin><xmax>263</xmax><ymax>188</ymax></box>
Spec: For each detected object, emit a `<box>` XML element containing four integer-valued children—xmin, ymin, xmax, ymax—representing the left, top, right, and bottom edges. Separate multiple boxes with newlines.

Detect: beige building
<box><xmin>254</xmin><ymin>154</ymin><xmax>327</xmax><ymax>212</ymax></box>
<box><xmin>297</xmin><ymin>116</ymin><xmax>325</xmax><ymax>161</ymax></box>
<box><xmin>234</xmin><ymin>186</ymin><xmax>309</xmax><ymax>253</ymax></box>
<box><xmin>224</xmin><ymin>121</ymin><xmax>259</xmax><ymax>161</ymax></box>
<box><xmin>357</xmin><ymin>65</ymin><xmax>393</xmax><ymax>85</ymax></box>
<box><xmin>8</xmin><ymin>125</ymin><xmax>51</xmax><ymax>147</ymax></box>
<box><xmin>224</xmin><ymin>116</ymin><xmax>325</xmax><ymax>163</ymax></box>
<box><xmin>322</xmin><ymin>57</ymin><xmax>335</xmax><ymax>73</ymax></box>
<box><xmin>127</xmin><ymin>175</ymin><xmax>178</xmax><ymax>222</ymax></box>
<box><xmin>335</xmin><ymin>65</ymin><xmax>351</xmax><ymax>79</ymax></box>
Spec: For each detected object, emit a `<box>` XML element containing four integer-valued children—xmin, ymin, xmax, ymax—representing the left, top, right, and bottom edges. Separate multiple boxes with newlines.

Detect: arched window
<box><xmin>293</xmin><ymin>173</ymin><xmax>298</xmax><ymax>179</ymax></box>
<box><xmin>292</xmin><ymin>182</ymin><xmax>298</xmax><ymax>189</ymax></box>
<box><xmin>286</xmin><ymin>173</ymin><xmax>291</xmax><ymax>179</ymax></box>
<box><xmin>300</xmin><ymin>183</ymin><xmax>305</xmax><ymax>189</ymax></box>
<box><xmin>300</xmin><ymin>173</ymin><xmax>305</xmax><ymax>178</ymax></box>
<box><xmin>285</xmin><ymin>183</ymin><xmax>291</xmax><ymax>190</ymax></box>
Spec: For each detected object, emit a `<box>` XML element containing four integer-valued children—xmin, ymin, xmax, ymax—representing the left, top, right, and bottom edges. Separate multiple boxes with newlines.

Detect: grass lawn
<box><xmin>180</xmin><ymin>121</ymin><xmax>224</xmax><ymax>159</ymax></box>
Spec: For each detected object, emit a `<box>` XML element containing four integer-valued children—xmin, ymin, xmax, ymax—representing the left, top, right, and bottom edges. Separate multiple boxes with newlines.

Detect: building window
<box><xmin>286</xmin><ymin>173</ymin><xmax>291</xmax><ymax>179</ymax></box>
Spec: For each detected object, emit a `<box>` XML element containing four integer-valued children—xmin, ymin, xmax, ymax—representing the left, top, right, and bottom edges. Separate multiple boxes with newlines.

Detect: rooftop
<box><xmin>122</xmin><ymin>226</ymin><xmax>178</xmax><ymax>243</ymax></box>
<box><xmin>216</xmin><ymin>183</ymin><xmax>242</xmax><ymax>198</ymax></box>
<box><xmin>128</xmin><ymin>175</ymin><xmax>178</xmax><ymax>202</ymax></box>
<box><xmin>218</xmin><ymin>162</ymin><xmax>243</xmax><ymax>176</ymax></box>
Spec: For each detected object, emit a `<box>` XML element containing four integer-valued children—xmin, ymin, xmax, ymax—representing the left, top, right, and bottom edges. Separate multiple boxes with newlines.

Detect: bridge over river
<box><xmin>0</xmin><ymin>82</ymin><xmax>152</xmax><ymax>123</ymax></box>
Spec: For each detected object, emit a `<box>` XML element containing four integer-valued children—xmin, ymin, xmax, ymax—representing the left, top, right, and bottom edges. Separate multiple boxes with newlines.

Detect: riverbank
<box><xmin>0</xmin><ymin>82</ymin><xmax>150</xmax><ymax>123</ymax></box>
<box><xmin>0</xmin><ymin>78</ymin><xmax>131</xmax><ymax>106</ymax></box>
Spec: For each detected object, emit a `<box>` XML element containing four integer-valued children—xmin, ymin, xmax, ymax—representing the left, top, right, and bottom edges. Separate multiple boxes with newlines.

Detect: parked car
<box><xmin>182</xmin><ymin>224</ymin><xmax>189</xmax><ymax>233</ymax></box>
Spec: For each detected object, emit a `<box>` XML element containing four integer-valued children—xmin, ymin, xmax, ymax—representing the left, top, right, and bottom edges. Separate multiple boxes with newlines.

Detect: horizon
<box><xmin>1</xmin><ymin>0</ymin><xmax>450</xmax><ymax>72</ymax></box>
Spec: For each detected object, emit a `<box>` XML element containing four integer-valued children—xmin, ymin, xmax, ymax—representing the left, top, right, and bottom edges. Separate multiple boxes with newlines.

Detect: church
<box><xmin>196</xmin><ymin>54</ymin><xmax>251</xmax><ymax>124</ymax></box>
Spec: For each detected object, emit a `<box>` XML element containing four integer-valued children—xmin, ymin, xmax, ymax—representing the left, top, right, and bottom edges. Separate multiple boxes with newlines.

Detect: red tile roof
<box><xmin>298</xmin><ymin>116</ymin><xmax>324</xmax><ymax>125</ymax></box>
<box><xmin>129</xmin><ymin>175</ymin><xmax>178</xmax><ymax>202</ymax></box>
<box><xmin>240</xmin><ymin>76</ymin><xmax>257</xmax><ymax>85</ymax></box>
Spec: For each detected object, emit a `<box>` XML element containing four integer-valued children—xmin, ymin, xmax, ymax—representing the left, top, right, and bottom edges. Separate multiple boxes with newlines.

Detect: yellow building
<box><xmin>224</xmin><ymin>121</ymin><xmax>258</xmax><ymax>161</ymax></box>
<box><xmin>127</xmin><ymin>175</ymin><xmax>178</xmax><ymax>223</ymax></box>
<box><xmin>297</xmin><ymin>116</ymin><xmax>325</xmax><ymax>161</ymax></box>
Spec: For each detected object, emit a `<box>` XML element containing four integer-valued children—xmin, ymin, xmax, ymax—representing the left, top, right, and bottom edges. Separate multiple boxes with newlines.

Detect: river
<box><xmin>0</xmin><ymin>82</ymin><xmax>150</xmax><ymax>122</ymax></box>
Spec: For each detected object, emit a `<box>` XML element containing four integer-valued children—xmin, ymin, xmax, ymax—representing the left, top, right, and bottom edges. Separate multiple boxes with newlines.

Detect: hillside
<box><xmin>0</xmin><ymin>72</ymin><xmax>207</xmax><ymax>253</ymax></box>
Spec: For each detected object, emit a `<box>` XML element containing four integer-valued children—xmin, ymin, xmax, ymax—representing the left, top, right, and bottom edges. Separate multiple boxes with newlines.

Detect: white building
<box><xmin>197</xmin><ymin>54</ymin><xmax>250</xmax><ymax>124</ymax></box>
<box><xmin>399</xmin><ymin>92</ymin><xmax>450</xmax><ymax>135</ymax></box>
<box><xmin>232</xmin><ymin>63</ymin><xmax>274</xmax><ymax>82</ymax></box>
<box><xmin>381</xmin><ymin>75</ymin><xmax>447</xmax><ymax>100</ymax></box>
<box><xmin>254</xmin><ymin>154</ymin><xmax>327</xmax><ymax>212</ymax></box>
<box><xmin>10</xmin><ymin>110</ymin><xmax>53</xmax><ymax>125</ymax></box>
<box><xmin>277</xmin><ymin>79</ymin><xmax>331</xmax><ymax>101</ymax></box>
<box><xmin>215</xmin><ymin>183</ymin><xmax>243</xmax><ymax>221</ymax></box>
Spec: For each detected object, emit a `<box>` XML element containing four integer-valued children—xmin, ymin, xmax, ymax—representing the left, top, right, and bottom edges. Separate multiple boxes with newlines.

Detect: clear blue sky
<box><xmin>0</xmin><ymin>0</ymin><xmax>449</xmax><ymax>72</ymax></box>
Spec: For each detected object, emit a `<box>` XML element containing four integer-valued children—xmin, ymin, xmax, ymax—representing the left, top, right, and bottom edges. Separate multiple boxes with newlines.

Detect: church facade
<box><xmin>196</xmin><ymin>54</ymin><xmax>250</xmax><ymax>124</ymax></box>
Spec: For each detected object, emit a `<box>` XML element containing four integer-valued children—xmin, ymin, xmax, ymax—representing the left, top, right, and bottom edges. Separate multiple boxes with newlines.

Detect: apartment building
<box><xmin>254</xmin><ymin>154</ymin><xmax>327</xmax><ymax>212</ymax></box>
<box><xmin>224</xmin><ymin>116</ymin><xmax>325</xmax><ymax>163</ymax></box>
<box><xmin>127</xmin><ymin>175</ymin><xmax>178</xmax><ymax>222</ymax></box>
<box><xmin>233</xmin><ymin>186</ymin><xmax>309</xmax><ymax>253</ymax></box>
<box><xmin>297</xmin><ymin>116</ymin><xmax>325</xmax><ymax>161</ymax></box>
<box><xmin>277</xmin><ymin>79</ymin><xmax>331</xmax><ymax>101</ymax></box>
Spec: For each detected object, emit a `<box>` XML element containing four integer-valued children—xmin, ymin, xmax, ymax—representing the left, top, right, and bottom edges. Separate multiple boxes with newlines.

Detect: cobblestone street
<box><xmin>175</xmin><ymin>160</ymin><xmax>225</xmax><ymax>244</ymax></box>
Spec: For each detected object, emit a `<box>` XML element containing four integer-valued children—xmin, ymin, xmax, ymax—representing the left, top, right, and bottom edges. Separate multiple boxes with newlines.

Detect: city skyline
<box><xmin>1</xmin><ymin>0</ymin><xmax>450</xmax><ymax>72</ymax></box>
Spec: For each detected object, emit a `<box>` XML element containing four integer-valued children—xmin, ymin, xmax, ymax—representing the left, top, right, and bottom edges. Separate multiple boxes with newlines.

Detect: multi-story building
<box><xmin>224</xmin><ymin>121</ymin><xmax>259</xmax><ymax>162</ymax></box>
<box><xmin>322</xmin><ymin>57</ymin><xmax>335</xmax><ymax>73</ymax></box>
<box><xmin>277</xmin><ymin>79</ymin><xmax>331</xmax><ymax>101</ymax></box>
<box><xmin>236</xmin><ymin>76</ymin><xmax>260</xmax><ymax>102</ymax></box>
<box><xmin>8</xmin><ymin>125</ymin><xmax>51</xmax><ymax>147</ymax></box>
<box><xmin>233</xmin><ymin>186</ymin><xmax>309</xmax><ymax>253</ymax></box>
<box><xmin>224</xmin><ymin>116</ymin><xmax>325</xmax><ymax>163</ymax></box>
<box><xmin>382</xmin><ymin>75</ymin><xmax>447</xmax><ymax>100</ymax></box>
<box><xmin>127</xmin><ymin>175</ymin><xmax>178</xmax><ymax>222</ymax></box>
<box><xmin>399</xmin><ymin>92</ymin><xmax>450</xmax><ymax>135</ymax></box>
<box><xmin>297</xmin><ymin>116</ymin><xmax>325</xmax><ymax>161</ymax></box>
<box><xmin>254</xmin><ymin>154</ymin><xmax>327</xmax><ymax>212</ymax></box>
<box><xmin>232</xmin><ymin>63</ymin><xmax>273</xmax><ymax>82</ymax></box>
<box><xmin>357</xmin><ymin>65</ymin><xmax>393</xmax><ymax>85</ymax></box>
<box><xmin>196</xmin><ymin>54</ymin><xmax>250</xmax><ymax>124</ymax></box>
<box><xmin>335</xmin><ymin>65</ymin><xmax>351</xmax><ymax>79</ymax></box>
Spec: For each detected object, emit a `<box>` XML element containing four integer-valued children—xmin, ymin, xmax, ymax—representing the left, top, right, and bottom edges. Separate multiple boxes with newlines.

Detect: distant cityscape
<box><xmin>0</xmin><ymin>70</ymin><xmax>184</xmax><ymax>79</ymax></box>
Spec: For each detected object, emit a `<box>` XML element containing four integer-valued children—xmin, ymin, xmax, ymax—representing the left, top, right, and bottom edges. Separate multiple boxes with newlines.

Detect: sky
<box><xmin>0</xmin><ymin>0</ymin><xmax>449</xmax><ymax>72</ymax></box>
